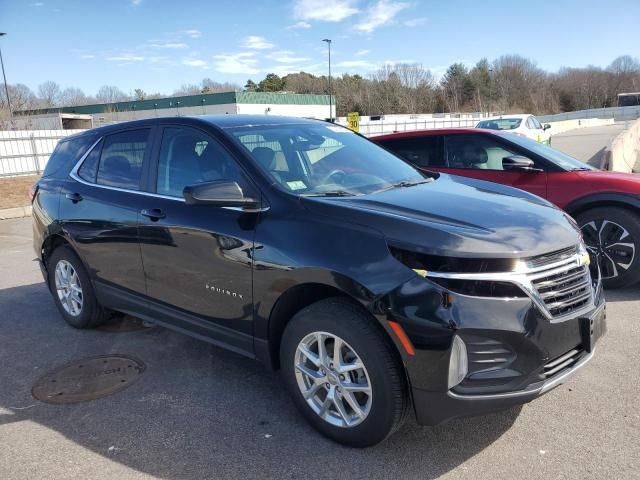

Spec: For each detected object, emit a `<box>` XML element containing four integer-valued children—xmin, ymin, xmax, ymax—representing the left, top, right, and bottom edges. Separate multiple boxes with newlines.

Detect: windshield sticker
<box><xmin>287</xmin><ymin>180</ymin><xmax>307</xmax><ymax>190</ymax></box>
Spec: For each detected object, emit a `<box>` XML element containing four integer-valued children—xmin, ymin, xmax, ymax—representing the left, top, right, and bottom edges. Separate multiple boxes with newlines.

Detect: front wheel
<box><xmin>577</xmin><ymin>207</ymin><xmax>640</xmax><ymax>289</ymax></box>
<box><xmin>280</xmin><ymin>298</ymin><xmax>409</xmax><ymax>447</ymax></box>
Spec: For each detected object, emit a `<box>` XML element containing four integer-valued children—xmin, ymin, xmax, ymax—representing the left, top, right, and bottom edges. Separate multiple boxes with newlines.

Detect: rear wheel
<box><xmin>47</xmin><ymin>245</ymin><xmax>110</xmax><ymax>328</ymax></box>
<box><xmin>280</xmin><ymin>297</ymin><xmax>409</xmax><ymax>447</ymax></box>
<box><xmin>577</xmin><ymin>207</ymin><xmax>640</xmax><ymax>289</ymax></box>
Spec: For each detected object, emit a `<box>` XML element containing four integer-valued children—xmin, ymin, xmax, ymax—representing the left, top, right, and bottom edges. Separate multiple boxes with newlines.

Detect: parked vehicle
<box><xmin>32</xmin><ymin>116</ymin><xmax>605</xmax><ymax>447</ymax></box>
<box><xmin>375</xmin><ymin>128</ymin><xmax>640</xmax><ymax>288</ymax></box>
<box><xmin>476</xmin><ymin>114</ymin><xmax>552</xmax><ymax>144</ymax></box>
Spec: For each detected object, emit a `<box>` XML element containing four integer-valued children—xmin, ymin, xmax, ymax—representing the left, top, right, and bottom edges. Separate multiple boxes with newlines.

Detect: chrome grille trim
<box><xmin>544</xmin><ymin>348</ymin><xmax>583</xmax><ymax>378</ymax></box>
<box><xmin>422</xmin><ymin>244</ymin><xmax>597</xmax><ymax>322</ymax></box>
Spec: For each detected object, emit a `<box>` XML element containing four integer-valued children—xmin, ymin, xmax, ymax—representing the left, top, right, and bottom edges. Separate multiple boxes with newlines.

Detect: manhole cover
<box><xmin>97</xmin><ymin>316</ymin><xmax>155</xmax><ymax>333</ymax></box>
<box><xmin>32</xmin><ymin>355</ymin><xmax>145</xmax><ymax>404</ymax></box>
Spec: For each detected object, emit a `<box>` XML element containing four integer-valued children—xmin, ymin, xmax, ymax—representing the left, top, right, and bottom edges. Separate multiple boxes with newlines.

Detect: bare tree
<box><xmin>60</xmin><ymin>87</ymin><xmax>90</xmax><ymax>107</ymax></box>
<box><xmin>96</xmin><ymin>85</ymin><xmax>129</xmax><ymax>104</ymax></box>
<box><xmin>38</xmin><ymin>81</ymin><xmax>62</xmax><ymax>108</ymax></box>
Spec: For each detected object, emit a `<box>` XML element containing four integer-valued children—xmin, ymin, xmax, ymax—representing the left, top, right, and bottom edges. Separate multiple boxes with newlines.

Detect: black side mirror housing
<box><xmin>502</xmin><ymin>155</ymin><xmax>540</xmax><ymax>172</ymax></box>
<box><xmin>543</xmin><ymin>123</ymin><xmax>551</xmax><ymax>131</ymax></box>
<box><xmin>183</xmin><ymin>180</ymin><xmax>258</xmax><ymax>209</ymax></box>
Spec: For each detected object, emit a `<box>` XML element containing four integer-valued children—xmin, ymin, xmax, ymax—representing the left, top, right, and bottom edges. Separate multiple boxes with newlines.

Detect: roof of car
<box><xmin>478</xmin><ymin>114</ymin><xmax>531</xmax><ymax>121</ymax></box>
<box><xmin>373</xmin><ymin>128</ymin><xmax>500</xmax><ymax>141</ymax></box>
<box><xmin>67</xmin><ymin>114</ymin><xmax>330</xmax><ymax>140</ymax></box>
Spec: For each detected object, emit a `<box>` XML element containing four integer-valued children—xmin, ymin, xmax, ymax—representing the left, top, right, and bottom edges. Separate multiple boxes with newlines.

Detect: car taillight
<box><xmin>29</xmin><ymin>182</ymin><xmax>38</xmax><ymax>203</ymax></box>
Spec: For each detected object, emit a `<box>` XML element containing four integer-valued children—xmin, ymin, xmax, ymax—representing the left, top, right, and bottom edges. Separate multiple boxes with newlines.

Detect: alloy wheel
<box><xmin>581</xmin><ymin>219</ymin><xmax>636</xmax><ymax>280</ymax></box>
<box><xmin>54</xmin><ymin>260</ymin><xmax>83</xmax><ymax>316</ymax></box>
<box><xmin>294</xmin><ymin>331</ymin><xmax>372</xmax><ymax>428</ymax></box>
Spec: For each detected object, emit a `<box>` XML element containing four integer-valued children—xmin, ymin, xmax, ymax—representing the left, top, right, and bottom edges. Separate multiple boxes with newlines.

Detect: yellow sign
<box><xmin>347</xmin><ymin>112</ymin><xmax>360</xmax><ymax>132</ymax></box>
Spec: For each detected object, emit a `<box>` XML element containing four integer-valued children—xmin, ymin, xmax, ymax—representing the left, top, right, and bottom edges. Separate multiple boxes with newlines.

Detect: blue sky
<box><xmin>1</xmin><ymin>0</ymin><xmax>639</xmax><ymax>96</ymax></box>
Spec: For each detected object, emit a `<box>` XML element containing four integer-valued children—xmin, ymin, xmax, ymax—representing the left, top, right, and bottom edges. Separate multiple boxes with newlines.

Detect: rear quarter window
<box><xmin>42</xmin><ymin>134</ymin><xmax>96</xmax><ymax>179</ymax></box>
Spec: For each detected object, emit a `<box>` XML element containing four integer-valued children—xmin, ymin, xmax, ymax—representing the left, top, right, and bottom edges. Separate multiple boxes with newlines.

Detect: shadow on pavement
<box><xmin>0</xmin><ymin>282</ymin><xmax>520</xmax><ymax>479</ymax></box>
<box><xmin>604</xmin><ymin>286</ymin><xmax>640</xmax><ymax>303</ymax></box>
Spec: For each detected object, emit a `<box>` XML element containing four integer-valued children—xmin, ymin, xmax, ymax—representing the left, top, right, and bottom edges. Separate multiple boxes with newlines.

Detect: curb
<box><xmin>0</xmin><ymin>205</ymin><xmax>32</xmax><ymax>220</ymax></box>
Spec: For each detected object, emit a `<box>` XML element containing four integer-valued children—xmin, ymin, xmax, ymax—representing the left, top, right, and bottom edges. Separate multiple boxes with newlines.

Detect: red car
<box><xmin>374</xmin><ymin>128</ymin><xmax>640</xmax><ymax>288</ymax></box>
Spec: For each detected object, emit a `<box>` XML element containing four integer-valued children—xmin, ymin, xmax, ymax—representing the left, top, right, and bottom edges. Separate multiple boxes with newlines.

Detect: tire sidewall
<box><xmin>47</xmin><ymin>245</ymin><xmax>100</xmax><ymax>328</ymax></box>
<box><xmin>576</xmin><ymin>207</ymin><xmax>640</xmax><ymax>288</ymax></box>
<box><xmin>280</xmin><ymin>300</ymin><xmax>404</xmax><ymax>447</ymax></box>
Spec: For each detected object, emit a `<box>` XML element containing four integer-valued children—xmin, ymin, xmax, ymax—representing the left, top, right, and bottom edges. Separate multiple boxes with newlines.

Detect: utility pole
<box><xmin>0</xmin><ymin>33</ymin><xmax>13</xmax><ymax>119</ymax></box>
<box><xmin>322</xmin><ymin>38</ymin><xmax>332</xmax><ymax>121</ymax></box>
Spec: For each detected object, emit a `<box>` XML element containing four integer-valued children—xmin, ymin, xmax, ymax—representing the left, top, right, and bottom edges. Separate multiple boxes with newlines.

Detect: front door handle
<box><xmin>65</xmin><ymin>192</ymin><xmax>83</xmax><ymax>203</ymax></box>
<box><xmin>141</xmin><ymin>208</ymin><xmax>166</xmax><ymax>220</ymax></box>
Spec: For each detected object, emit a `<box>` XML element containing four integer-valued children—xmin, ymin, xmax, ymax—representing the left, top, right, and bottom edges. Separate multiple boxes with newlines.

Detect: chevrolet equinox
<box><xmin>32</xmin><ymin>116</ymin><xmax>606</xmax><ymax>447</ymax></box>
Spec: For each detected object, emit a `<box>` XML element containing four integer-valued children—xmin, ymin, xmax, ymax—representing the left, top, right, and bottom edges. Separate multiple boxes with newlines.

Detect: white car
<box><xmin>475</xmin><ymin>114</ymin><xmax>552</xmax><ymax>144</ymax></box>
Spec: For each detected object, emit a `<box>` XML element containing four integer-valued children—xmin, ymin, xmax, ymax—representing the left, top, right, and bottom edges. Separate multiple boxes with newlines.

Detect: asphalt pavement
<box><xmin>0</xmin><ymin>217</ymin><xmax>639</xmax><ymax>480</ymax></box>
<box><xmin>551</xmin><ymin>122</ymin><xmax>627</xmax><ymax>167</ymax></box>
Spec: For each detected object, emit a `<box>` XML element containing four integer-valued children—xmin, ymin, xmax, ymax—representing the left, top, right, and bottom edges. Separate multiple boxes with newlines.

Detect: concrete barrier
<box><xmin>546</xmin><ymin>118</ymin><xmax>615</xmax><ymax>136</ymax></box>
<box><xmin>609</xmin><ymin>119</ymin><xmax>640</xmax><ymax>173</ymax></box>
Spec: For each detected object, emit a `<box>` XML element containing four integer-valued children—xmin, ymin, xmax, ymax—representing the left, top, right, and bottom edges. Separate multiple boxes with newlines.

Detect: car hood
<box><xmin>302</xmin><ymin>174</ymin><xmax>581</xmax><ymax>259</ymax></box>
<box><xmin>574</xmin><ymin>170</ymin><xmax>640</xmax><ymax>193</ymax></box>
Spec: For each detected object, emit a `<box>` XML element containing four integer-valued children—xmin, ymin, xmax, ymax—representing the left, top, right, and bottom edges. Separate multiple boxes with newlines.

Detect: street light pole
<box><xmin>0</xmin><ymin>33</ymin><xmax>13</xmax><ymax>119</ymax></box>
<box><xmin>322</xmin><ymin>38</ymin><xmax>332</xmax><ymax>121</ymax></box>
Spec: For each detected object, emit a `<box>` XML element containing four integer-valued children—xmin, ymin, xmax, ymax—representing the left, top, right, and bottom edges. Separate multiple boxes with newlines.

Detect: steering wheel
<box><xmin>322</xmin><ymin>169</ymin><xmax>347</xmax><ymax>185</ymax></box>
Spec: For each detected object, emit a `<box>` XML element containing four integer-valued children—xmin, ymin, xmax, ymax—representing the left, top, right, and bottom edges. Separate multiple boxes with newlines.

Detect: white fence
<box><xmin>345</xmin><ymin>117</ymin><xmax>481</xmax><ymax>137</ymax></box>
<box><xmin>538</xmin><ymin>105</ymin><xmax>640</xmax><ymax>123</ymax></box>
<box><xmin>0</xmin><ymin>130</ymin><xmax>85</xmax><ymax>177</ymax></box>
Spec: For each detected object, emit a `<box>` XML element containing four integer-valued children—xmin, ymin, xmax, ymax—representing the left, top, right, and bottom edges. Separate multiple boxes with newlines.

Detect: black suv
<box><xmin>32</xmin><ymin>115</ymin><xmax>606</xmax><ymax>447</ymax></box>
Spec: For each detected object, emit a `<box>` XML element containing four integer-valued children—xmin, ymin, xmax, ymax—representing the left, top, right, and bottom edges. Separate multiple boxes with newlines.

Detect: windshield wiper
<box><xmin>570</xmin><ymin>167</ymin><xmax>592</xmax><ymax>171</ymax></box>
<box><xmin>375</xmin><ymin>178</ymin><xmax>433</xmax><ymax>193</ymax></box>
<box><xmin>302</xmin><ymin>190</ymin><xmax>357</xmax><ymax>197</ymax></box>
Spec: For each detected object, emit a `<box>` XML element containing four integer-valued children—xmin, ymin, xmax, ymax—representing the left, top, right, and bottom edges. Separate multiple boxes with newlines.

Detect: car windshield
<box><xmin>227</xmin><ymin>123</ymin><xmax>427</xmax><ymax>196</ymax></box>
<box><xmin>501</xmin><ymin>134</ymin><xmax>597</xmax><ymax>171</ymax></box>
<box><xmin>476</xmin><ymin>118</ymin><xmax>522</xmax><ymax>130</ymax></box>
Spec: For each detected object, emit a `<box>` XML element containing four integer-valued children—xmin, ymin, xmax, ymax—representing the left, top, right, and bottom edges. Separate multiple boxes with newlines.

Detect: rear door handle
<box><xmin>65</xmin><ymin>192</ymin><xmax>83</xmax><ymax>203</ymax></box>
<box><xmin>141</xmin><ymin>208</ymin><xmax>166</xmax><ymax>220</ymax></box>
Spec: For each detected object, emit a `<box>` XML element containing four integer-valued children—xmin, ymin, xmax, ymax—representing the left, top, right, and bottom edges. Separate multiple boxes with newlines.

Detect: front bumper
<box><xmin>380</xmin><ymin>265</ymin><xmax>606</xmax><ymax>426</ymax></box>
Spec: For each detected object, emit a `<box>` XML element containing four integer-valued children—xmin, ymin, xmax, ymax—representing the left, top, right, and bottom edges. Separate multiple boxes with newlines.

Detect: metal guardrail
<box><xmin>538</xmin><ymin>105</ymin><xmax>640</xmax><ymax>123</ymax></box>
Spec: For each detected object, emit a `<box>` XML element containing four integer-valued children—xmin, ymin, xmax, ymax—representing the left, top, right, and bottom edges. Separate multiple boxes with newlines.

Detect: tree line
<box><xmin>1</xmin><ymin>54</ymin><xmax>638</xmax><ymax>120</ymax></box>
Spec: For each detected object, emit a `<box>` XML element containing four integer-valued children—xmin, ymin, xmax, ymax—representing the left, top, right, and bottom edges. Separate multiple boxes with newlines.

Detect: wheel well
<box><xmin>267</xmin><ymin>283</ymin><xmax>351</xmax><ymax>370</ymax></box>
<box><xmin>567</xmin><ymin>200</ymin><xmax>639</xmax><ymax>220</ymax></box>
<box><xmin>41</xmin><ymin>235</ymin><xmax>70</xmax><ymax>272</ymax></box>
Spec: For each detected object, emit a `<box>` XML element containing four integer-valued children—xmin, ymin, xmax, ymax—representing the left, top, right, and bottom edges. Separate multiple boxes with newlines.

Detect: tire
<box><xmin>47</xmin><ymin>245</ymin><xmax>110</xmax><ymax>328</ymax></box>
<box><xmin>280</xmin><ymin>297</ymin><xmax>409</xmax><ymax>447</ymax></box>
<box><xmin>576</xmin><ymin>207</ymin><xmax>640</xmax><ymax>289</ymax></box>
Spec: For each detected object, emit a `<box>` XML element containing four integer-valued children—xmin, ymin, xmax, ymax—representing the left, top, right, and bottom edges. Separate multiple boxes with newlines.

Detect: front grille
<box><xmin>530</xmin><ymin>264</ymin><xmax>593</xmax><ymax>318</ymax></box>
<box><xmin>543</xmin><ymin>348</ymin><xmax>583</xmax><ymax>378</ymax></box>
<box><xmin>526</xmin><ymin>246</ymin><xmax>577</xmax><ymax>269</ymax></box>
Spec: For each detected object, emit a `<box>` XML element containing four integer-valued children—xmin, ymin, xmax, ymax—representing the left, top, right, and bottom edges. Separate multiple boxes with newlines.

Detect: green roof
<box><xmin>16</xmin><ymin>91</ymin><xmax>333</xmax><ymax>116</ymax></box>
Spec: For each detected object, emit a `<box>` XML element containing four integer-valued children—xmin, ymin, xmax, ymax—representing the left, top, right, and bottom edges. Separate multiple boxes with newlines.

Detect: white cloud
<box><xmin>106</xmin><ymin>54</ymin><xmax>145</xmax><ymax>62</ymax></box>
<box><xmin>287</xmin><ymin>21</ymin><xmax>311</xmax><ymax>29</ymax></box>
<box><xmin>243</xmin><ymin>36</ymin><xmax>275</xmax><ymax>50</ymax></box>
<box><xmin>79</xmin><ymin>54</ymin><xmax>95</xmax><ymax>60</ymax></box>
<box><xmin>404</xmin><ymin>17</ymin><xmax>427</xmax><ymax>27</ymax></box>
<box><xmin>183</xmin><ymin>58</ymin><xmax>208</xmax><ymax>68</ymax></box>
<box><xmin>31</xmin><ymin>2</ymin><xmax>44</xmax><ymax>6</ymax></box>
<box><xmin>293</xmin><ymin>0</ymin><xmax>359</xmax><ymax>22</ymax></box>
<box><xmin>148</xmin><ymin>42</ymin><xmax>189</xmax><ymax>49</ymax></box>
<box><xmin>355</xmin><ymin>0</ymin><xmax>409</xmax><ymax>33</ymax></box>
<box><xmin>355</xmin><ymin>49</ymin><xmax>370</xmax><ymax>56</ymax></box>
<box><xmin>214</xmin><ymin>52</ymin><xmax>260</xmax><ymax>75</ymax></box>
<box><xmin>267</xmin><ymin>50</ymin><xmax>311</xmax><ymax>63</ymax></box>
<box><xmin>130</xmin><ymin>0</ymin><xmax>142</xmax><ymax>5</ymax></box>
<box><xmin>183</xmin><ymin>29</ymin><xmax>202</xmax><ymax>38</ymax></box>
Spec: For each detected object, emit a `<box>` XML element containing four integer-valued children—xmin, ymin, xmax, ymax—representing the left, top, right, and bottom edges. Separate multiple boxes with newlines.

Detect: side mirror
<box><xmin>503</xmin><ymin>155</ymin><xmax>539</xmax><ymax>172</ymax></box>
<box><xmin>183</xmin><ymin>180</ymin><xmax>258</xmax><ymax>209</ymax></box>
<box><xmin>543</xmin><ymin>123</ymin><xmax>551</xmax><ymax>131</ymax></box>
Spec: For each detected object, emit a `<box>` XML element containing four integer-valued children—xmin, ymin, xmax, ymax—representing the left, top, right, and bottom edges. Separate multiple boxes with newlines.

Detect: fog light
<box><xmin>448</xmin><ymin>335</ymin><xmax>468</xmax><ymax>389</ymax></box>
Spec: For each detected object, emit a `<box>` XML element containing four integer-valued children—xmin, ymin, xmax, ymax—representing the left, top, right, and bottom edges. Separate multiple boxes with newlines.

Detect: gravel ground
<box><xmin>0</xmin><ymin>217</ymin><xmax>638</xmax><ymax>480</ymax></box>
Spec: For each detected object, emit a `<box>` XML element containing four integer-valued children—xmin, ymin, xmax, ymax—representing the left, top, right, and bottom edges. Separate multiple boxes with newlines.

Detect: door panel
<box><xmin>60</xmin><ymin>128</ymin><xmax>153</xmax><ymax>296</ymax></box>
<box><xmin>138</xmin><ymin>126</ymin><xmax>257</xmax><ymax>337</ymax></box>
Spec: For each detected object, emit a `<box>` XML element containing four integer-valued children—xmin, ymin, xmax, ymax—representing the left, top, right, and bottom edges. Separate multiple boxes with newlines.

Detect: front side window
<box><xmin>379</xmin><ymin>136</ymin><xmax>445</xmax><ymax>167</ymax></box>
<box><xmin>156</xmin><ymin>127</ymin><xmax>243</xmax><ymax>197</ymax></box>
<box><xmin>446</xmin><ymin>134</ymin><xmax>531</xmax><ymax>171</ymax></box>
<box><xmin>227</xmin><ymin>123</ymin><xmax>425</xmax><ymax>196</ymax></box>
<box><xmin>96</xmin><ymin>129</ymin><xmax>149</xmax><ymax>190</ymax></box>
<box><xmin>531</xmin><ymin>117</ymin><xmax>543</xmax><ymax>129</ymax></box>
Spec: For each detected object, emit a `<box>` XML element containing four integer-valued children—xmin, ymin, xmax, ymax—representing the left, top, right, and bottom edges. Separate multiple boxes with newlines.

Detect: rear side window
<box><xmin>96</xmin><ymin>129</ymin><xmax>149</xmax><ymax>190</ymax></box>
<box><xmin>379</xmin><ymin>136</ymin><xmax>445</xmax><ymax>167</ymax></box>
<box><xmin>77</xmin><ymin>139</ymin><xmax>102</xmax><ymax>183</ymax></box>
<box><xmin>42</xmin><ymin>134</ymin><xmax>95</xmax><ymax>179</ymax></box>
